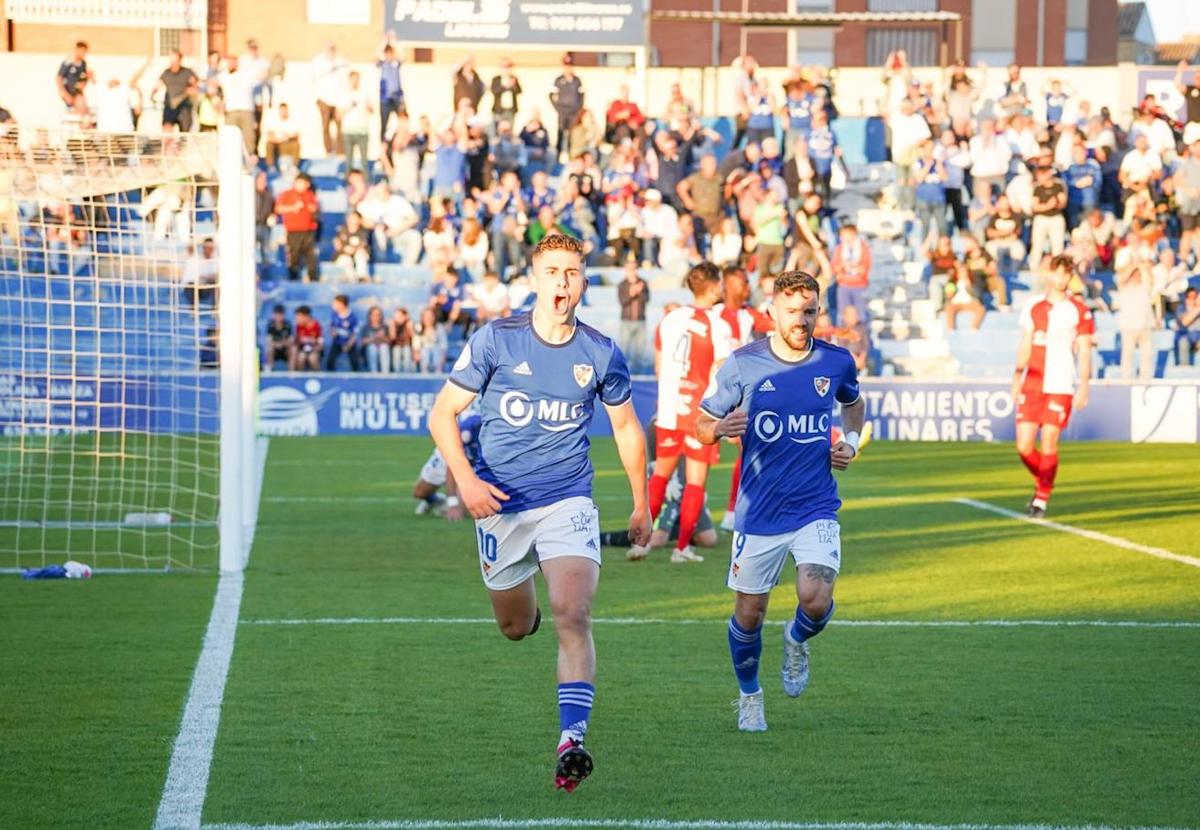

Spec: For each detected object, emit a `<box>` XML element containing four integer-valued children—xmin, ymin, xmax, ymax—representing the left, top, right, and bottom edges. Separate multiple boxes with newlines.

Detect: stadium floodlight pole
<box><xmin>218</xmin><ymin>125</ymin><xmax>248</xmax><ymax>572</ymax></box>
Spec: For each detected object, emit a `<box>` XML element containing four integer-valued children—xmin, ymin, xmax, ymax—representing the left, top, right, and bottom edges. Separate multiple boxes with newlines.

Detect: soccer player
<box><xmin>412</xmin><ymin>412</ymin><xmax>481</xmax><ymax>520</ymax></box>
<box><xmin>1011</xmin><ymin>254</ymin><xmax>1093</xmax><ymax>518</ymax></box>
<box><xmin>715</xmin><ymin>265</ymin><xmax>773</xmax><ymax>532</ymax></box>
<box><xmin>635</xmin><ymin>262</ymin><xmax>733</xmax><ymax>563</ymax></box>
<box><xmin>696</xmin><ymin>270</ymin><xmax>865</xmax><ymax>732</ymax></box>
<box><xmin>428</xmin><ymin>233</ymin><xmax>651</xmax><ymax>792</ymax></box>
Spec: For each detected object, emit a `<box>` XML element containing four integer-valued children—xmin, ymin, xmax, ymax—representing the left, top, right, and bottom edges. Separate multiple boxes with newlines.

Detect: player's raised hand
<box><xmin>628</xmin><ymin>505</ymin><xmax>652</xmax><ymax>548</ymax></box>
<box><xmin>716</xmin><ymin>409</ymin><xmax>749</xmax><ymax>439</ymax></box>
<box><xmin>830</xmin><ymin>441</ymin><xmax>857</xmax><ymax>471</ymax></box>
<box><xmin>459</xmin><ymin>474</ymin><xmax>509</xmax><ymax>519</ymax></box>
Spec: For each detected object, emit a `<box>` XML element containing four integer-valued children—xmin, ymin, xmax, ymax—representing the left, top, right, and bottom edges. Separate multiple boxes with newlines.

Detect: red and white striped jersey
<box><xmin>1019</xmin><ymin>294</ymin><xmax>1095</xmax><ymax>395</ymax></box>
<box><xmin>654</xmin><ymin>305</ymin><xmax>734</xmax><ymax>431</ymax></box>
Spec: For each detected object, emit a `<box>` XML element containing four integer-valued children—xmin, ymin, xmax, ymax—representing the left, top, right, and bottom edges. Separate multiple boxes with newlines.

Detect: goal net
<box><xmin>0</xmin><ymin>126</ymin><xmax>258</xmax><ymax>572</ymax></box>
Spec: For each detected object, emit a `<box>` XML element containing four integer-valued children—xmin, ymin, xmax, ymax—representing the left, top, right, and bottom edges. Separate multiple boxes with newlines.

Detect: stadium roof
<box><xmin>649</xmin><ymin>10</ymin><xmax>962</xmax><ymax>27</ymax></box>
<box><xmin>1117</xmin><ymin>2</ymin><xmax>1149</xmax><ymax>39</ymax></box>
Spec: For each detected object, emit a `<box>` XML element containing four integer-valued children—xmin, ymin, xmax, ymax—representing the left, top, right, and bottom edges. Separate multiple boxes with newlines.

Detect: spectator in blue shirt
<box><xmin>1064</xmin><ymin>143</ymin><xmax>1102</xmax><ymax>229</ymax></box>
<box><xmin>490</xmin><ymin>119</ymin><xmax>527</xmax><ymax>178</ymax></box>
<box><xmin>913</xmin><ymin>139</ymin><xmax>949</xmax><ymax>246</ymax></box>
<box><xmin>806</xmin><ymin>109</ymin><xmax>841</xmax><ymax>203</ymax></box>
<box><xmin>519</xmin><ymin>110</ymin><xmax>552</xmax><ymax>182</ymax></box>
<box><xmin>57</xmin><ymin>41</ymin><xmax>91</xmax><ymax>111</ymax></box>
<box><xmin>431</xmin><ymin>126</ymin><xmax>468</xmax><ymax>206</ymax></box>
<box><xmin>783</xmin><ymin>80</ymin><xmax>815</xmax><ymax>159</ymax></box>
<box><xmin>428</xmin><ymin>269</ymin><xmax>468</xmax><ymax>333</ymax></box>
<box><xmin>326</xmin><ymin>294</ymin><xmax>362</xmax><ymax>371</ymax></box>
<box><xmin>376</xmin><ymin>36</ymin><xmax>404</xmax><ymax>141</ymax></box>
<box><xmin>523</xmin><ymin>170</ymin><xmax>556</xmax><ymax>215</ymax></box>
<box><xmin>1042</xmin><ymin>78</ymin><xmax>1072</xmax><ymax>128</ymax></box>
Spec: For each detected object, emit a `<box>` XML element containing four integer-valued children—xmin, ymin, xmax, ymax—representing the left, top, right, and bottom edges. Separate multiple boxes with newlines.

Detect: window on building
<box><xmin>867</xmin><ymin>28</ymin><xmax>938</xmax><ymax>66</ymax></box>
<box><xmin>1064</xmin><ymin>30</ymin><xmax>1087</xmax><ymax>66</ymax></box>
<box><xmin>158</xmin><ymin>28</ymin><xmax>184</xmax><ymax>55</ymax></box>
<box><xmin>867</xmin><ymin>0</ymin><xmax>937</xmax><ymax>10</ymax></box>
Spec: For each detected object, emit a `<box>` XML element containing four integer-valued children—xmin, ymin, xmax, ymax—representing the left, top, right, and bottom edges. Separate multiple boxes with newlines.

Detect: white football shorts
<box><xmin>419</xmin><ymin>449</ymin><xmax>447</xmax><ymax>487</ymax></box>
<box><xmin>727</xmin><ymin>518</ymin><xmax>842</xmax><ymax>595</ymax></box>
<box><xmin>474</xmin><ymin>496</ymin><xmax>602</xmax><ymax>591</ymax></box>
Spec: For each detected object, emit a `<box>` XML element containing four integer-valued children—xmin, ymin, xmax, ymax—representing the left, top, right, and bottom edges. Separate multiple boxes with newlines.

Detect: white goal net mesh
<box><xmin>0</xmin><ymin>127</ymin><xmax>248</xmax><ymax>571</ymax></box>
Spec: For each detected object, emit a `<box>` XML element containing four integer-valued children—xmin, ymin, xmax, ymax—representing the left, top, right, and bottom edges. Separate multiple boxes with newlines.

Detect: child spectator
<box><xmin>326</xmin><ymin>294</ymin><xmax>361</xmax><ymax>371</ymax></box>
<box><xmin>333</xmin><ymin>211</ymin><xmax>371</xmax><ymax>281</ymax></box>
<box><xmin>274</xmin><ymin>173</ymin><xmax>320</xmax><ymax>282</ymax></box>
<box><xmin>290</xmin><ymin>305</ymin><xmax>323</xmax><ymax>371</ymax></box>
<box><xmin>389</xmin><ymin>307</ymin><xmax>416</xmax><ymax>372</ymax></box>
<box><xmin>264</xmin><ymin>304</ymin><xmax>292</xmax><ymax>371</ymax></box>
<box><xmin>360</xmin><ymin>306</ymin><xmax>391</xmax><ymax>372</ymax></box>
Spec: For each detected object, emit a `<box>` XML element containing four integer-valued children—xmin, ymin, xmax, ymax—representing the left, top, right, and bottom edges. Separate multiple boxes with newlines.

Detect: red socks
<box><xmin>648</xmin><ymin>473</ymin><xmax>669</xmax><ymax>521</ymax></box>
<box><xmin>677</xmin><ymin>484</ymin><xmax>706</xmax><ymax>551</ymax></box>
<box><xmin>728</xmin><ymin>454</ymin><xmax>742</xmax><ymax>512</ymax></box>
<box><xmin>1035</xmin><ymin>453</ymin><xmax>1059</xmax><ymax>502</ymax></box>
<box><xmin>1018</xmin><ymin>449</ymin><xmax>1042</xmax><ymax>478</ymax></box>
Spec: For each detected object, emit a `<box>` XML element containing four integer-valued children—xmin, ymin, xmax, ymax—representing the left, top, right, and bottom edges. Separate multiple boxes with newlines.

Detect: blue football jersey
<box><xmin>458</xmin><ymin>413</ymin><xmax>482</xmax><ymax>466</ymax></box>
<box><xmin>447</xmin><ymin>313</ymin><xmax>631</xmax><ymax>513</ymax></box>
<box><xmin>701</xmin><ymin>338</ymin><xmax>860</xmax><ymax>535</ymax></box>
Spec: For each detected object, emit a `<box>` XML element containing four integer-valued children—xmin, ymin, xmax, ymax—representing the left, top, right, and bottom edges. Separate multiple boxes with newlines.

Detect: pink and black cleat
<box><xmin>554</xmin><ymin>738</ymin><xmax>593</xmax><ymax>792</ymax></box>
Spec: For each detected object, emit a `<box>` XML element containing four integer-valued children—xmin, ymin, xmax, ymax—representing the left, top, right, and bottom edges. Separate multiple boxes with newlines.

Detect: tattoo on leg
<box><xmin>804</xmin><ymin>564</ymin><xmax>837</xmax><ymax>584</ymax></box>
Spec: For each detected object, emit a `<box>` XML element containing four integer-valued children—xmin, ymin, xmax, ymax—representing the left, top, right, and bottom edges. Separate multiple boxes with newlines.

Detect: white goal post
<box><xmin>0</xmin><ymin>124</ymin><xmax>258</xmax><ymax>572</ymax></box>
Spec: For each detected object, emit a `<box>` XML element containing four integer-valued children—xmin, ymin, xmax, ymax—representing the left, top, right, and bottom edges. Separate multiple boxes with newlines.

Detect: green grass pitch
<box><xmin>1</xmin><ymin>437</ymin><xmax>1198</xmax><ymax>830</ymax></box>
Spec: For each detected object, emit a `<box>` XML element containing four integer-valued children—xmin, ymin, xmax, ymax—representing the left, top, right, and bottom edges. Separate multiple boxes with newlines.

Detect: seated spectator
<box><xmin>472</xmin><ymin>271</ymin><xmax>510</xmax><ymax>325</ymax></box>
<box><xmin>181</xmin><ymin>237</ymin><xmax>219</xmax><ymax>307</ymax></box>
<box><xmin>927</xmin><ymin>235</ymin><xmax>959</xmax><ymax>310</ymax></box>
<box><xmin>389</xmin><ymin>307</ymin><xmax>416</xmax><ymax>372</ymax></box>
<box><xmin>1118</xmin><ymin>133</ymin><xmax>1163</xmax><ymax>224</ymax></box>
<box><xmin>605</xmin><ymin>84</ymin><xmax>645</xmax><ymax>145</ymax></box>
<box><xmin>1076</xmin><ymin>208</ymin><xmax>1117</xmax><ymax>270</ymax></box>
<box><xmin>262</xmin><ymin>102</ymin><xmax>301</xmax><ymax>169</ymax></box>
<box><xmin>1176</xmin><ymin>287</ymin><xmax>1200</xmax><ymax>366</ymax></box>
<box><xmin>264</xmin><ymin>304</ymin><xmax>293</xmax><ymax>371</ymax></box>
<box><xmin>326</xmin><ymin>294</ymin><xmax>361</xmax><ymax>371</ymax></box>
<box><xmin>677</xmin><ymin>153</ymin><xmax>725</xmax><ymax>239</ymax></box>
<box><xmin>458</xmin><ymin>217</ymin><xmax>489</xmax><ymax>280</ymax></box>
<box><xmin>528</xmin><ymin>205</ymin><xmax>574</xmax><ymax>247</ymax></box>
<box><xmin>360</xmin><ymin>306</ymin><xmax>391</xmax><ymax>372</ymax></box>
<box><xmin>659</xmin><ymin>212</ymin><xmax>701</xmax><ymax>278</ymax></box>
<box><xmin>785</xmin><ymin>196</ymin><xmax>833</xmax><ymax>298</ymax></box>
<box><xmin>1151</xmin><ymin>248</ymin><xmax>1188</xmax><ymax>324</ymax></box>
<box><xmin>710</xmin><ymin>216</ymin><xmax>743</xmax><ymax>268</ymax></box>
<box><xmin>834</xmin><ymin>305</ymin><xmax>872</xmax><ymax>374</ymax></box>
<box><xmin>519</xmin><ymin>109</ymin><xmax>552</xmax><ymax>180</ymax></box>
<box><xmin>345</xmin><ymin>169</ymin><xmax>369</xmax><ymax>213</ymax></box>
<box><xmin>358</xmin><ymin>182</ymin><xmax>421</xmax><ymax>266</ymax></box>
<box><xmin>568</xmin><ymin>109</ymin><xmax>602</xmax><ymax>161</ymax></box>
<box><xmin>983</xmin><ymin>195</ymin><xmax>1026</xmax><ymax>268</ymax></box>
<box><xmin>490</xmin><ymin>120</ymin><xmax>526</xmax><ymax>179</ymax></box>
<box><xmin>607</xmin><ymin>193</ymin><xmax>643</xmax><ymax>264</ymax></box>
<box><xmin>830</xmin><ymin>222</ymin><xmax>872</xmax><ymax>321</ymax></box>
<box><xmin>962</xmin><ymin>236</ymin><xmax>1009</xmax><ymax>310</ymax></box>
<box><xmin>944</xmin><ymin>261</ymin><xmax>986</xmax><ymax>331</ymax></box>
<box><xmin>1116</xmin><ymin>264</ymin><xmax>1155</xmax><ymax>379</ymax></box>
<box><xmin>428</xmin><ymin>269</ymin><xmax>467</xmax><ymax>332</ymax></box>
<box><xmin>200</xmin><ymin>327</ymin><xmax>220</xmax><ymax>369</ymax></box>
<box><xmin>1029</xmin><ymin>164</ymin><xmax>1068</xmax><ymax>267</ymax></box>
<box><xmin>524</xmin><ymin>170</ymin><xmax>556</xmax><ymax>214</ymax></box>
<box><xmin>413</xmin><ymin>307</ymin><xmax>448</xmax><ymax>373</ymax></box>
<box><xmin>290</xmin><ymin>305</ymin><xmax>323</xmax><ymax>371</ymax></box>
<box><xmin>422</xmin><ymin>214</ymin><xmax>458</xmax><ymax>263</ymax></box>
<box><xmin>274</xmin><ymin>173</ymin><xmax>320</xmax><ymax>282</ymax></box>
<box><xmin>333</xmin><ymin>212</ymin><xmax>371</xmax><ymax>281</ymax></box>
<box><xmin>638</xmin><ymin>188</ymin><xmax>679</xmax><ymax>267</ymax></box>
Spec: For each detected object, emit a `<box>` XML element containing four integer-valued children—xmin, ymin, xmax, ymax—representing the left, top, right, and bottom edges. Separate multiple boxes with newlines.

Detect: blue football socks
<box><xmin>727</xmin><ymin>616</ymin><xmax>763</xmax><ymax>695</ymax></box>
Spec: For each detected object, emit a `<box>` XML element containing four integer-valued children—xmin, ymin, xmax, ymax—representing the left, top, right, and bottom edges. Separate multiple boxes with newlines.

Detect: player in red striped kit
<box><xmin>715</xmin><ymin>265</ymin><xmax>773</xmax><ymax>531</ymax></box>
<box><xmin>630</xmin><ymin>262</ymin><xmax>733</xmax><ymax>563</ymax></box>
<box><xmin>1011</xmin><ymin>255</ymin><xmax>1094</xmax><ymax>518</ymax></box>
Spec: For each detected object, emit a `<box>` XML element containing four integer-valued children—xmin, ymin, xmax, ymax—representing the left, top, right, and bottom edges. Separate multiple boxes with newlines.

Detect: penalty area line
<box><xmin>953</xmin><ymin>498</ymin><xmax>1200</xmax><ymax>569</ymax></box>
<box><xmin>239</xmin><ymin>617</ymin><xmax>1200</xmax><ymax>630</ymax></box>
<box><xmin>200</xmin><ymin>817</ymin><xmax>1200</xmax><ymax>830</ymax></box>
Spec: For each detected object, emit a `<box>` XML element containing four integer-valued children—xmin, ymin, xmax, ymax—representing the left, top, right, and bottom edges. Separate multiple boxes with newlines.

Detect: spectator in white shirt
<box><xmin>357</xmin><ymin>182</ymin><xmax>420</xmax><ymax>266</ymax></box>
<box><xmin>1151</xmin><ymin>248</ymin><xmax>1188</xmax><ymax>323</ymax></box>
<box><xmin>1119</xmin><ymin>134</ymin><xmax>1163</xmax><ymax>223</ymax></box>
<box><xmin>340</xmin><ymin>71</ymin><xmax>373</xmax><ymax>173</ymax></box>
<box><xmin>709</xmin><ymin>216</ymin><xmax>743</xmax><ymax>267</ymax></box>
<box><xmin>888</xmin><ymin>96</ymin><xmax>932</xmax><ymax>210</ymax></box>
<box><xmin>457</xmin><ymin>217</ymin><xmax>489</xmax><ymax>280</ymax></box>
<box><xmin>94</xmin><ymin>74</ymin><xmax>140</xmax><ymax>134</ymax></box>
<box><xmin>638</xmin><ymin>188</ymin><xmax>679</xmax><ymax>268</ymax></box>
<box><xmin>312</xmin><ymin>44</ymin><xmax>348</xmax><ymax>157</ymax></box>
<box><xmin>262</xmin><ymin>102</ymin><xmax>300</xmax><ymax>169</ymax></box>
<box><xmin>969</xmin><ymin>118</ymin><xmax>1012</xmax><ymax>207</ymax></box>
<box><xmin>1129</xmin><ymin>103</ymin><xmax>1176</xmax><ymax>160</ymax></box>
<box><xmin>219</xmin><ymin>54</ymin><xmax>266</xmax><ymax>157</ymax></box>
<box><xmin>1116</xmin><ymin>263</ymin><xmax>1156</xmax><ymax>379</ymax></box>
<box><xmin>471</xmin><ymin>271</ymin><xmax>511</xmax><ymax>325</ymax></box>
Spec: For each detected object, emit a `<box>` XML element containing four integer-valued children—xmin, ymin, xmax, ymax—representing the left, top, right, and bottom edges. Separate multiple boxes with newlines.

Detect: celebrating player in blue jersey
<box><xmin>429</xmin><ymin>233</ymin><xmax>652</xmax><ymax>791</ymax></box>
<box><xmin>696</xmin><ymin>270</ymin><xmax>865</xmax><ymax>732</ymax></box>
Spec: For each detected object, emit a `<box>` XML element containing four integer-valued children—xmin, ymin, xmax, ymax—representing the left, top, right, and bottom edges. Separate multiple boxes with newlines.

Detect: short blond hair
<box><xmin>532</xmin><ymin>233</ymin><xmax>584</xmax><ymax>260</ymax></box>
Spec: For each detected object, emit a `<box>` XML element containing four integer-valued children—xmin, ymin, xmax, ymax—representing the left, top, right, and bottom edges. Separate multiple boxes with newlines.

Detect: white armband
<box><xmin>843</xmin><ymin>431</ymin><xmax>860</xmax><ymax>454</ymax></box>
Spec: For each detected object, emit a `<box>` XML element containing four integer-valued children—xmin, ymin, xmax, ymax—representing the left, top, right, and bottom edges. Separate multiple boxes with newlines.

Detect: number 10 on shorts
<box><xmin>477</xmin><ymin>528</ymin><xmax>499</xmax><ymax>563</ymax></box>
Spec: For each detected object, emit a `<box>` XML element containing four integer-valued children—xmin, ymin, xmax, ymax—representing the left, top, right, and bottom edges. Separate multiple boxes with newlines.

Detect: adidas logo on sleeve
<box><xmin>514</xmin><ymin>361</ymin><xmax>533</xmax><ymax>376</ymax></box>
<box><xmin>758</xmin><ymin>379</ymin><xmax>776</xmax><ymax>392</ymax></box>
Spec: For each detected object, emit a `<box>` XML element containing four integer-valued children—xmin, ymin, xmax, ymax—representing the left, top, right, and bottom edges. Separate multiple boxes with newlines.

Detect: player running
<box><xmin>715</xmin><ymin>265</ymin><xmax>773</xmax><ymax>532</ymax></box>
<box><xmin>1012</xmin><ymin>254</ymin><xmax>1093</xmax><ymax>518</ymax></box>
<box><xmin>634</xmin><ymin>262</ymin><xmax>733</xmax><ymax>563</ymax></box>
<box><xmin>429</xmin><ymin>233</ymin><xmax>651</xmax><ymax>792</ymax></box>
<box><xmin>696</xmin><ymin>270</ymin><xmax>865</xmax><ymax>732</ymax></box>
<box><xmin>412</xmin><ymin>413</ymin><xmax>481</xmax><ymax>520</ymax></box>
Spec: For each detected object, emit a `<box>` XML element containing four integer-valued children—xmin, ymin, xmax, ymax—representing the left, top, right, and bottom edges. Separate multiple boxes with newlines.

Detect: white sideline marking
<box><xmin>240</xmin><ymin>617</ymin><xmax>1200</xmax><ymax>630</ymax></box>
<box><xmin>953</xmin><ymin>498</ymin><xmax>1200</xmax><ymax>570</ymax></box>
<box><xmin>201</xmin><ymin>818</ymin><xmax>1198</xmax><ymax>830</ymax></box>
<box><xmin>153</xmin><ymin>570</ymin><xmax>245</xmax><ymax>830</ymax></box>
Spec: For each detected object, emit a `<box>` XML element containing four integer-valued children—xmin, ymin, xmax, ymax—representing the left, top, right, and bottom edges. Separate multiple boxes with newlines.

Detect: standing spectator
<box><xmin>519</xmin><ymin>109</ymin><xmax>552</xmax><ymax>179</ymax></box>
<box><xmin>963</xmin><ymin>235</ymin><xmax>1009</xmax><ymax>310</ymax></box>
<box><xmin>646</xmin><ymin>131</ymin><xmax>687</xmax><ymax>212</ymax></box>
<box><xmin>969</xmin><ymin>119</ymin><xmax>1012</xmax><ymax>206</ymax></box>
<box><xmin>912</xmin><ymin>139</ymin><xmax>948</xmax><ymax>246</ymax></box>
<box><xmin>1118</xmin><ymin>133</ymin><xmax>1163</xmax><ymax>224</ymax></box>
<box><xmin>805</xmin><ymin>109</ymin><xmax>841</xmax><ymax>203</ymax></box>
<box><xmin>389</xmin><ymin>307</ymin><xmax>416</xmax><ymax>372</ymax></box>
<box><xmin>781</xmin><ymin>79</ymin><xmax>815</xmax><ymax>158</ymax></box>
<box><xmin>830</xmin><ymin>223</ymin><xmax>871</xmax><ymax>321</ymax></box>
<box><xmin>220</xmin><ymin>55</ymin><xmax>265</xmax><ymax>157</ymax></box>
<box><xmin>340</xmin><ymin>71</ymin><xmax>373</xmax><ymax>173</ymax></box>
<box><xmin>95</xmin><ymin>64</ymin><xmax>147</xmax><ymax>134</ymax></box>
<box><xmin>1152</xmin><ymin>248</ymin><xmax>1188</xmax><ymax>324</ymax></box>
<box><xmin>360</xmin><ymin>306</ymin><xmax>390</xmax><ymax>372</ymax></box>
<box><xmin>471</xmin><ymin>271</ymin><xmax>510</xmax><ymax>325</ymax></box>
<box><xmin>983</xmin><ymin>195</ymin><xmax>1027</xmax><ymax>267</ymax></box>
<box><xmin>1176</xmin><ymin>288</ymin><xmax>1200</xmax><ymax>365</ymax></box>
<box><xmin>452</xmin><ymin>57</ymin><xmax>486</xmax><ymax>112</ymax></box>
<box><xmin>1064</xmin><ymin>144</ymin><xmax>1102</xmax><ymax>229</ymax></box>
<box><xmin>240</xmin><ymin>39</ymin><xmax>272</xmax><ymax>139</ymax></box>
<box><xmin>204</xmin><ymin>49</ymin><xmax>222</xmax><ymax>82</ymax></box>
<box><xmin>358</xmin><ymin>182</ymin><xmax>421</xmax><ymax>265</ymax></box>
<box><xmin>254</xmin><ymin>171</ymin><xmax>276</xmax><ymax>267</ymax></box>
<box><xmin>264</xmin><ymin>304</ymin><xmax>293</xmax><ymax>371</ymax></box>
<box><xmin>1175</xmin><ymin>139</ymin><xmax>1200</xmax><ymax>266</ymax></box>
<box><xmin>783</xmin><ymin>134</ymin><xmax>815</xmax><ymax>213</ymax></box>
<box><xmin>659</xmin><ymin>213</ymin><xmax>701</xmax><ymax>278</ymax></box>
<box><xmin>56</xmin><ymin>42</ymin><xmax>91</xmax><ymax>112</ymax></box>
<box><xmin>936</xmin><ymin>129</ymin><xmax>970</xmax><ymax>232</ymax></box>
<box><xmin>639</xmin><ymin>188</ymin><xmax>679</xmax><ymax>267</ymax></box>
<box><xmin>926</xmin><ymin>235</ymin><xmax>959</xmax><ymax>310</ymax></box>
<box><xmin>1029</xmin><ymin>165</ymin><xmax>1068</xmax><ymax>266</ymax></box>
<box><xmin>181</xmin><ymin>238</ymin><xmax>219</xmax><ymax>307</ymax></box>
<box><xmin>604</xmin><ymin>84</ymin><xmax>645</xmax><ymax>145</ymax></box>
<box><xmin>377</xmin><ymin>40</ymin><xmax>405</xmax><ymax>141</ymax></box>
<box><xmin>491</xmin><ymin>58</ymin><xmax>522</xmax><ymax>125</ymax></box>
<box><xmin>1116</xmin><ymin>265</ymin><xmax>1156</xmax><ymax>379</ymax></box>
<box><xmin>1174</xmin><ymin>61</ymin><xmax>1200</xmax><ymax>134</ymax></box>
<box><xmin>413</xmin><ymin>307</ymin><xmax>447</xmax><ymax>373</ymax></box>
<box><xmin>195</xmin><ymin>79</ymin><xmax>223</xmax><ymax>133</ymax></box>
<box><xmin>606</xmin><ymin>194</ymin><xmax>643</xmax><ymax>266</ymax></box>
<box><xmin>262</xmin><ymin>102</ymin><xmax>301</xmax><ymax>168</ymax></box>
<box><xmin>567</xmin><ymin>110</ymin><xmax>602</xmax><ymax>162</ymax></box>
<box><xmin>333</xmin><ymin>211</ymin><xmax>372</xmax><ymax>281</ymax></box>
<box><xmin>550</xmin><ymin>55</ymin><xmax>584</xmax><ymax>161</ymax></box>
<box><xmin>431</xmin><ymin>126</ymin><xmax>468</xmax><ymax>206</ymax></box>
<box><xmin>380</xmin><ymin>115</ymin><xmax>425</xmax><ymax>204</ymax></box>
<box><xmin>998</xmin><ymin>63</ymin><xmax>1029</xmax><ymax>117</ymax></box>
<box><xmin>422</xmin><ymin>215</ymin><xmax>458</xmax><ymax>263</ymax></box>
<box><xmin>312</xmin><ymin>44</ymin><xmax>348</xmax><ymax>156</ymax></box>
<box><xmin>889</xmin><ymin>97</ymin><xmax>932</xmax><ymax>210</ymax></box>
<box><xmin>710</xmin><ymin>216</ymin><xmax>744</xmax><ymax>268</ymax></box>
<box><xmin>742</xmin><ymin>78</ymin><xmax>776</xmax><ymax>147</ymax></box>
<box><xmin>156</xmin><ymin>52</ymin><xmax>198</xmax><ymax>132</ymax></box>
<box><xmin>677</xmin><ymin>153</ymin><xmax>724</xmax><ymax>238</ymax></box>
<box><xmin>274</xmin><ymin>173</ymin><xmax>320</xmax><ymax>282</ymax></box>
<box><xmin>835</xmin><ymin>305</ymin><xmax>872</xmax><ymax>374</ymax></box>
<box><xmin>490</xmin><ymin>119</ymin><xmax>526</xmax><ymax>178</ymax></box>
<box><xmin>326</xmin><ymin>295</ymin><xmax>361</xmax><ymax>371</ymax></box>
<box><xmin>752</xmin><ymin>188</ymin><xmax>787</xmax><ymax>276</ymax></box>
<box><xmin>290</xmin><ymin>305</ymin><xmax>323</xmax><ymax>371</ymax></box>
<box><xmin>617</xmin><ymin>258</ymin><xmax>651</xmax><ymax>371</ymax></box>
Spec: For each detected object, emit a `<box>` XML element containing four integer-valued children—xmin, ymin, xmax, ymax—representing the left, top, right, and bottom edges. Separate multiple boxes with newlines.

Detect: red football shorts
<box><xmin>1017</xmin><ymin>387</ymin><xmax>1074</xmax><ymax>429</ymax></box>
<box><xmin>655</xmin><ymin>426</ymin><xmax>720</xmax><ymax>465</ymax></box>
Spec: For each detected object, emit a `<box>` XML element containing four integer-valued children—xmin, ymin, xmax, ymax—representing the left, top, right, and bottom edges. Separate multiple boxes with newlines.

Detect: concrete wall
<box><xmin>0</xmin><ymin>52</ymin><xmax>1144</xmax><ymax>162</ymax></box>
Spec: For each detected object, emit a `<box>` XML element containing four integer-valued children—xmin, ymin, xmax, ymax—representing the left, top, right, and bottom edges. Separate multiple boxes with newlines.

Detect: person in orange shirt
<box><xmin>273</xmin><ymin>173</ymin><xmax>320</xmax><ymax>282</ymax></box>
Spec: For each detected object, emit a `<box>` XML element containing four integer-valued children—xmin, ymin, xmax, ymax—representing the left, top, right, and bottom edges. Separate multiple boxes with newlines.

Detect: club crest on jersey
<box><xmin>573</xmin><ymin>364</ymin><xmax>594</xmax><ymax>388</ymax></box>
<box><xmin>814</xmin><ymin>376</ymin><xmax>831</xmax><ymax>397</ymax></box>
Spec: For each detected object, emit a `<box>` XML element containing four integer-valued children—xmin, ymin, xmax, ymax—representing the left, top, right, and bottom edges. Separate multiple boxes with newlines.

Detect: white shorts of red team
<box><xmin>474</xmin><ymin>496</ymin><xmax>602</xmax><ymax>591</ymax></box>
<box><xmin>727</xmin><ymin>519</ymin><xmax>842</xmax><ymax>595</ymax></box>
